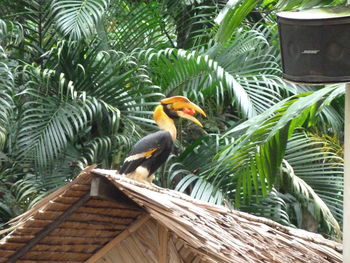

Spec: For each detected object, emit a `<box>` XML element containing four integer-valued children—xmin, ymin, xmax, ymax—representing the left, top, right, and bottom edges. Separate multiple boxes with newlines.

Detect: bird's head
<box><xmin>154</xmin><ymin>96</ymin><xmax>206</xmax><ymax>127</ymax></box>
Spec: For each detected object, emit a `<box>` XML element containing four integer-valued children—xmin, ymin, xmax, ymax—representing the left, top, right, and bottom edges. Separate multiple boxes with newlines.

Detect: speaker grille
<box><xmin>278</xmin><ymin>18</ymin><xmax>350</xmax><ymax>83</ymax></box>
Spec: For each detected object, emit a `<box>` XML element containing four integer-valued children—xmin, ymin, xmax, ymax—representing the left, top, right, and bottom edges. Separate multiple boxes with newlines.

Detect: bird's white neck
<box><xmin>153</xmin><ymin>105</ymin><xmax>177</xmax><ymax>141</ymax></box>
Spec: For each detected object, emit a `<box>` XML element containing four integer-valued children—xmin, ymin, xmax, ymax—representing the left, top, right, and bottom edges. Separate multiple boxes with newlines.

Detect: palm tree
<box><xmin>0</xmin><ymin>0</ymin><xmax>345</xmax><ymax>238</ymax></box>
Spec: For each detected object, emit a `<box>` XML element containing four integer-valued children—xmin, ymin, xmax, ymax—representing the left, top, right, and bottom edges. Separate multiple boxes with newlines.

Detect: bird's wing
<box><xmin>120</xmin><ymin>130</ymin><xmax>173</xmax><ymax>175</ymax></box>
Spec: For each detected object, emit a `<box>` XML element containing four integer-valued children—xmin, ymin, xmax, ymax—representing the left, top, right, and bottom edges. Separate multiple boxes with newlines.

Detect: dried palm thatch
<box><xmin>0</xmin><ymin>167</ymin><xmax>342</xmax><ymax>263</ymax></box>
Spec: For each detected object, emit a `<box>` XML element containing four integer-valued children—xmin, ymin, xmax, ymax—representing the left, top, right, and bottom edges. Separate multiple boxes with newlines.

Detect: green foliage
<box><xmin>108</xmin><ymin>2</ymin><xmax>175</xmax><ymax>50</ymax></box>
<box><xmin>171</xmin><ymin>85</ymin><xmax>344</xmax><ymax>236</ymax></box>
<box><xmin>52</xmin><ymin>0</ymin><xmax>110</xmax><ymax>40</ymax></box>
<box><xmin>218</xmin><ymin>85</ymin><xmax>343</xmax><ymax>197</ymax></box>
<box><xmin>283</xmin><ymin>131</ymin><xmax>343</xmax><ymax>236</ymax></box>
<box><xmin>215</xmin><ymin>0</ymin><xmax>260</xmax><ymax>43</ymax></box>
<box><xmin>0</xmin><ymin>172</ymin><xmax>47</xmax><ymax>225</ymax></box>
<box><xmin>0</xmin><ymin>0</ymin><xmax>345</xmax><ymax>239</ymax></box>
<box><xmin>0</xmin><ymin>53</ymin><xmax>14</xmax><ymax>150</ymax></box>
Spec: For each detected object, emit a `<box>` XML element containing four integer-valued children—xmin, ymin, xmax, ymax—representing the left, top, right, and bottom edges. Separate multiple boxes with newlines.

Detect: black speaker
<box><xmin>277</xmin><ymin>7</ymin><xmax>350</xmax><ymax>84</ymax></box>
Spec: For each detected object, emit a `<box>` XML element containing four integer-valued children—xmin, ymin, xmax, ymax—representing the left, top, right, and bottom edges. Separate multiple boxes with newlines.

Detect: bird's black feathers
<box><xmin>120</xmin><ymin>130</ymin><xmax>173</xmax><ymax>176</ymax></box>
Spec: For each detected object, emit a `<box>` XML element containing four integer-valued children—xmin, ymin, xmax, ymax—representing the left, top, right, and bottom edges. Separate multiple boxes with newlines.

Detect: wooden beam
<box><xmin>168</xmin><ymin>237</ymin><xmax>185</xmax><ymax>263</ymax></box>
<box><xmin>7</xmin><ymin>192</ymin><xmax>90</xmax><ymax>263</ymax></box>
<box><xmin>158</xmin><ymin>223</ymin><xmax>169</xmax><ymax>263</ymax></box>
<box><xmin>90</xmin><ymin>176</ymin><xmax>139</xmax><ymax>208</ymax></box>
<box><xmin>85</xmin><ymin>214</ymin><xmax>151</xmax><ymax>263</ymax></box>
<box><xmin>90</xmin><ymin>176</ymin><xmax>120</xmax><ymax>201</ymax></box>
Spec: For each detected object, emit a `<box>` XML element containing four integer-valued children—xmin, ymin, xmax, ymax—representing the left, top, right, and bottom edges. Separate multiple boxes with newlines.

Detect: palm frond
<box><xmin>77</xmin><ymin>136</ymin><xmax>113</xmax><ymax>168</ymax></box>
<box><xmin>14</xmin><ymin>51</ymin><xmax>161</xmax><ymax>172</ymax></box>
<box><xmin>16</xmin><ymin>91</ymin><xmax>90</xmax><ymax>166</ymax></box>
<box><xmin>35</xmin><ymin>143</ymin><xmax>81</xmax><ymax>188</ymax></box>
<box><xmin>175</xmin><ymin>172</ymin><xmax>225</xmax><ymax>205</ymax></box>
<box><xmin>162</xmin><ymin>135</ymin><xmax>231</xmax><ymax>205</ymax></box>
<box><xmin>163</xmin><ymin>154</ymin><xmax>225</xmax><ymax>205</ymax></box>
<box><xmin>83</xmin><ymin>50</ymin><xmax>161</xmax><ymax>112</ymax></box>
<box><xmin>207</xmin><ymin>28</ymin><xmax>289</xmax><ymax>114</ymax></box>
<box><xmin>0</xmin><ymin>19</ymin><xmax>24</xmax><ymax>48</ymax></box>
<box><xmin>108</xmin><ymin>2</ymin><xmax>175</xmax><ymax>51</ymax></box>
<box><xmin>0</xmin><ymin>173</ymin><xmax>45</xmax><ymax>225</ymax></box>
<box><xmin>281</xmin><ymin>159</ymin><xmax>340</xmax><ymax>236</ymax></box>
<box><xmin>12</xmin><ymin>0</ymin><xmax>57</xmax><ymax>65</ymax></box>
<box><xmin>141</xmin><ymin>48</ymin><xmax>256</xmax><ymax>118</ymax></box>
<box><xmin>293</xmin><ymin>84</ymin><xmax>344</xmax><ymax>136</ymax></box>
<box><xmin>14</xmin><ymin>69</ymin><xmax>98</xmax><ymax>167</ymax></box>
<box><xmin>240</xmin><ymin>188</ymin><xmax>293</xmax><ymax>227</ymax></box>
<box><xmin>51</xmin><ymin>0</ymin><xmax>110</xmax><ymax>40</ymax></box>
<box><xmin>283</xmin><ymin>131</ymin><xmax>343</xmax><ymax>235</ymax></box>
<box><xmin>215</xmin><ymin>0</ymin><xmax>259</xmax><ymax>43</ymax></box>
<box><xmin>0</xmin><ymin>49</ymin><xmax>14</xmax><ymax>150</ymax></box>
<box><xmin>55</xmin><ymin>43</ymin><xmax>163</xmax><ymax>127</ymax></box>
<box><xmin>12</xmin><ymin>174</ymin><xmax>47</xmax><ymax>209</ymax></box>
<box><xmin>216</xmin><ymin>85</ymin><xmax>344</xmax><ymax>205</ymax></box>
<box><xmin>171</xmin><ymin>3</ymin><xmax>219</xmax><ymax>49</ymax></box>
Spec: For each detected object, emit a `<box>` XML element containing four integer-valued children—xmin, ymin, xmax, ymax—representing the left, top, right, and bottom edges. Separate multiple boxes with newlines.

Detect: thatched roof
<box><xmin>0</xmin><ymin>167</ymin><xmax>342</xmax><ymax>263</ymax></box>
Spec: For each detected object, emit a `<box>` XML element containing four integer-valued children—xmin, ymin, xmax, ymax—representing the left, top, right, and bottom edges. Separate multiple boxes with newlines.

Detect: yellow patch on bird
<box><xmin>153</xmin><ymin>105</ymin><xmax>168</xmax><ymax>124</ymax></box>
<box><xmin>153</xmin><ymin>105</ymin><xmax>176</xmax><ymax>141</ymax></box>
<box><xmin>144</xmin><ymin>148</ymin><xmax>158</xmax><ymax>157</ymax></box>
<box><xmin>124</xmin><ymin>148</ymin><xmax>158</xmax><ymax>162</ymax></box>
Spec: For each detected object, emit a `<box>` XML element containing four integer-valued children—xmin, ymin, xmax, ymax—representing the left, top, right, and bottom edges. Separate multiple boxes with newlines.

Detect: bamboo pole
<box><xmin>344</xmin><ymin>1</ymin><xmax>350</xmax><ymax>257</ymax></box>
<box><xmin>344</xmin><ymin>83</ymin><xmax>350</xmax><ymax>262</ymax></box>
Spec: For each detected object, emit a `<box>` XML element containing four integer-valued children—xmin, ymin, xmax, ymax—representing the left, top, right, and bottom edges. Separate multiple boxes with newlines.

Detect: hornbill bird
<box><xmin>120</xmin><ymin>96</ymin><xmax>206</xmax><ymax>183</ymax></box>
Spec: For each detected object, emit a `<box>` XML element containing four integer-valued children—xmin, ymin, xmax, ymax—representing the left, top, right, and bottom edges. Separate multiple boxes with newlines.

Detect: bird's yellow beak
<box><xmin>160</xmin><ymin>96</ymin><xmax>206</xmax><ymax>127</ymax></box>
